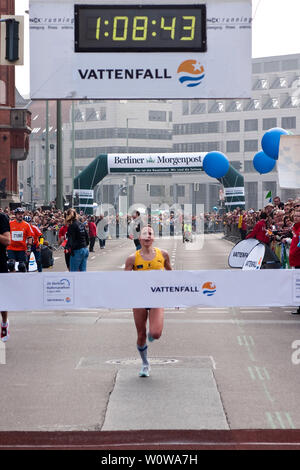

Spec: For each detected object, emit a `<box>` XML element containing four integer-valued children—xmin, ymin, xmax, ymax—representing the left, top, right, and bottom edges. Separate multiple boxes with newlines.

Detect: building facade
<box><xmin>19</xmin><ymin>53</ymin><xmax>300</xmax><ymax>212</ymax></box>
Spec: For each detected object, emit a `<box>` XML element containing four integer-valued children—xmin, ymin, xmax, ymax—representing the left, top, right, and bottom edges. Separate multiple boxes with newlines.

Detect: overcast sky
<box><xmin>15</xmin><ymin>0</ymin><xmax>300</xmax><ymax>97</ymax></box>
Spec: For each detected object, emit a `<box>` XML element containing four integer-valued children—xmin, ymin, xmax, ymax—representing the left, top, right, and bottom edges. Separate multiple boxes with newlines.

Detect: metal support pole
<box><xmin>56</xmin><ymin>100</ymin><xmax>63</xmax><ymax>210</ymax></box>
<box><xmin>71</xmin><ymin>100</ymin><xmax>75</xmax><ymax>206</ymax></box>
<box><xmin>44</xmin><ymin>100</ymin><xmax>50</xmax><ymax>205</ymax></box>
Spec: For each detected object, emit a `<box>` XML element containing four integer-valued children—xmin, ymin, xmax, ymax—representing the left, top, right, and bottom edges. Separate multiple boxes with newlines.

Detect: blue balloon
<box><xmin>261</xmin><ymin>127</ymin><xmax>288</xmax><ymax>160</ymax></box>
<box><xmin>253</xmin><ymin>150</ymin><xmax>276</xmax><ymax>174</ymax></box>
<box><xmin>203</xmin><ymin>151</ymin><xmax>229</xmax><ymax>178</ymax></box>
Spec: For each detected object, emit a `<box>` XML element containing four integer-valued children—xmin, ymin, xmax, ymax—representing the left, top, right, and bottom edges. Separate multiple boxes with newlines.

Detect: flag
<box><xmin>265</xmin><ymin>191</ymin><xmax>272</xmax><ymax>202</ymax></box>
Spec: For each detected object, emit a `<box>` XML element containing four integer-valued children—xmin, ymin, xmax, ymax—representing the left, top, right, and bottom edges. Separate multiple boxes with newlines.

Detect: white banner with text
<box><xmin>0</xmin><ymin>270</ymin><xmax>299</xmax><ymax>311</ymax></box>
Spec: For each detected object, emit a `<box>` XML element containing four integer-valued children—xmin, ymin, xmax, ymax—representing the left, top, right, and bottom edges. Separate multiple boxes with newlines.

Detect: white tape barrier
<box><xmin>0</xmin><ymin>270</ymin><xmax>300</xmax><ymax>311</ymax></box>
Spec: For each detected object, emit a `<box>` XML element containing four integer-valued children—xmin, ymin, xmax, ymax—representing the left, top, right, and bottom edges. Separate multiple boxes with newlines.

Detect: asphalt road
<box><xmin>1</xmin><ymin>233</ymin><xmax>300</xmax><ymax>432</ymax></box>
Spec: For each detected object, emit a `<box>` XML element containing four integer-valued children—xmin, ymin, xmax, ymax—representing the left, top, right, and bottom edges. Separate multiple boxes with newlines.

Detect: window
<box><xmin>85</xmin><ymin>108</ymin><xmax>99</xmax><ymax>121</ymax></box>
<box><xmin>282</xmin><ymin>59</ymin><xmax>299</xmax><ymax>71</ymax></box>
<box><xmin>182</xmin><ymin>101</ymin><xmax>189</xmax><ymax>115</ymax></box>
<box><xmin>245</xmin><ymin>182</ymin><xmax>258</xmax><ymax>209</ymax></box>
<box><xmin>170</xmin><ymin>185</ymin><xmax>185</xmax><ymax>197</ymax></box>
<box><xmin>244</xmin><ymin>160</ymin><xmax>255</xmax><ymax>173</ymax></box>
<box><xmin>173</xmin><ymin>142</ymin><xmax>220</xmax><ymax>152</ymax></box>
<box><xmin>281</xmin><ymin>116</ymin><xmax>296</xmax><ymax>129</ymax></box>
<box><xmin>150</xmin><ymin>185</ymin><xmax>165</xmax><ymax>197</ymax></box>
<box><xmin>263</xmin><ymin>181</ymin><xmax>277</xmax><ymax>196</ymax></box>
<box><xmin>209</xmin><ymin>101</ymin><xmax>224</xmax><ymax>113</ymax></box>
<box><xmin>262</xmin><ymin>97</ymin><xmax>279</xmax><ymax>110</ymax></box>
<box><xmin>226</xmin><ymin>100</ymin><xmax>243</xmax><ymax>112</ymax></box>
<box><xmin>191</xmin><ymin>101</ymin><xmax>206</xmax><ymax>114</ymax></box>
<box><xmin>244</xmin><ymin>119</ymin><xmax>258</xmax><ymax>132</ymax></box>
<box><xmin>270</xmin><ymin>77</ymin><xmax>288</xmax><ymax>89</ymax></box>
<box><xmin>149</xmin><ymin>110</ymin><xmax>167</xmax><ymax>121</ymax></box>
<box><xmin>0</xmin><ymin>80</ymin><xmax>6</xmax><ymax>104</ymax></box>
<box><xmin>264</xmin><ymin>62</ymin><xmax>279</xmax><ymax>73</ymax></box>
<box><xmin>226</xmin><ymin>120</ymin><xmax>240</xmax><ymax>132</ymax></box>
<box><xmin>253</xmin><ymin>78</ymin><xmax>268</xmax><ymax>90</ymax></box>
<box><xmin>263</xmin><ymin>118</ymin><xmax>277</xmax><ymax>130</ymax></box>
<box><xmin>230</xmin><ymin>161</ymin><xmax>242</xmax><ymax>171</ymax></box>
<box><xmin>244</xmin><ymin>140</ymin><xmax>258</xmax><ymax>152</ymax></box>
<box><xmin>74</xmin><ymin>109</ymin><xmax>84</xmax><ymax>122</ymax></box>
<box><xmin>252</xmin><ymin>63</ymin><xmax>262</xmax><ymax>74</ymax></box>
<box><xmin>226</xmin><ymin>141</ymin><xmax>240</xmax><ymax>153</ymax></box>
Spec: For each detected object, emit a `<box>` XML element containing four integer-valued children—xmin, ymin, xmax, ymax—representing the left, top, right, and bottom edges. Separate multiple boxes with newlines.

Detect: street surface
<box><xmin>1</xmin><ymin>233</ymin><xmax>300</xmax><ymax>432</ymax></box>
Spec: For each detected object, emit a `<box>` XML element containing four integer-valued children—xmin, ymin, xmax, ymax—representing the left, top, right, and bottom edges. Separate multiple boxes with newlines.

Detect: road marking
<box><xmin>237</xmin><ymin>335</ymin><xmax>256</xmax><ymax>361</ymax></box>
<box><xmin>0</xmin><ymin>341</ymin><xmax>6</xmax><ymax>365</ymax></box>
<box><xmin>248</xmin><ymin>366</ymin><xmax>270</xmax><ymax>381</ymax></box>
<box><xmin>237</xmin><ymin>335</ymin><xmax>254</xmax><ymax>347</ymax></box>
<box><xmin>266</xmin><ymin>412</ymin><xmax>295</xmax><ymax>429</ymax></box>
<box><xmin>262</xmin><ymin>383</ymin><xmax>275</xmax><ymax>403</ymax></box>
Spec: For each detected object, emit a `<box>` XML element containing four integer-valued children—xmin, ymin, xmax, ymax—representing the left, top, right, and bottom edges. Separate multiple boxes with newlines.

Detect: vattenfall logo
<box><xmin>150</xmin><ymin>282</ymin><xmax>216</xmax><ymax>296</ymax></box>
<box><xmin>177</xmin><ymin>60</ymin><xmax>205</xmax><ymax>88</ymax></box>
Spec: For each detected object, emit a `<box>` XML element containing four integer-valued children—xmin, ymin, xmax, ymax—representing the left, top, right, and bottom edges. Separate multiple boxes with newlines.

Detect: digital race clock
<box><xmin>74</xmin><ymin>4</ymin><xmax>207</xmax><ymax>52</ymax></box>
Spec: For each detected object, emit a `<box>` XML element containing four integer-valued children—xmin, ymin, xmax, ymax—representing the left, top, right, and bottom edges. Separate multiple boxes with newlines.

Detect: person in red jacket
<box><xmin>246</xmin><ymin>211</ymin><xmax>272</xmax><ymax>245</ymax></box>
<box><xmin>88</xmin><ymin>216</ymin><xmax>97</xmax><ymax>252</ymax></box>
<box><xmin>289</xmin><ymin>201</ymin><xmax>300</xmax><ymax>314</ymax></box>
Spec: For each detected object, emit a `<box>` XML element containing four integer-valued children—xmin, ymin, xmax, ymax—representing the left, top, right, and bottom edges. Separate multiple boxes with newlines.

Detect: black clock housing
<box><xmin>75</xmin><ymin>4</ymin><xmax>207</xmax><ymax>52</ymax></box>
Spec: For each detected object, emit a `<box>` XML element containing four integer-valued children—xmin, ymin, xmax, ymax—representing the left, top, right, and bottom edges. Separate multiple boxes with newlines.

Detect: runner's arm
<box><xmin>0</xmin><ymin>231</ymin><xmax>10</xmax><ymax>247</ymax></box>
<box><xmin>124</xmin><ymin>254</ymin><xmax>135</xmax><ymax>271</ymax></box>
<box><xmin>162</xmin><ymin>250</ymin><xmax>172</xmax><ymax>270</ymax></box>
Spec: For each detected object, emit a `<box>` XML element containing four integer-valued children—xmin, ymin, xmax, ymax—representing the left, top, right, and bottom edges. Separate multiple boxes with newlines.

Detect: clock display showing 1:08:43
<box><xmin>75</xmin><ymin>4</ymin><xmax>207</xmax><ymax>52</ymax></box>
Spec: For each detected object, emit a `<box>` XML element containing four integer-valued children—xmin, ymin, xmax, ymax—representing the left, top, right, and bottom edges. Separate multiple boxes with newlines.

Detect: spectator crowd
<box><xmin>223</xmin><ymin>195</ymin><xmax>300</xmax><ymax>269</ymax></box>
<box><xmin>0</xmin><ymin>194</ymin><xmax>299</xmax><ymax>271</ymax></box>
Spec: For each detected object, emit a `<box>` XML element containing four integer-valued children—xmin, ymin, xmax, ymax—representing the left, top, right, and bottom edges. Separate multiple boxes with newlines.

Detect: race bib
<box><xmin>12</xmin><ymin>231</ymin><xmax>24</xmax><ymax>241</ymax></box>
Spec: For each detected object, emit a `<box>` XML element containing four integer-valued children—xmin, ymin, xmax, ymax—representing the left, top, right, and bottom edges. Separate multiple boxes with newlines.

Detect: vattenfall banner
<box><xmin>0</xmin><ymin>270</ymin><xmax>299</xmax><ymax>310</ymax></box>
<box><xmin>29</xmin><ymin>0</ymin><xmax>252</xmax><ymax>99</ymax></box>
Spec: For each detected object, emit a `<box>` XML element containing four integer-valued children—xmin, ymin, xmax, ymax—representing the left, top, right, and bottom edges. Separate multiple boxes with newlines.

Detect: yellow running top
<box><xmin>133</xmin><ymin>248</ymin><xmax>165</xmax><ymax>271</ymax></box>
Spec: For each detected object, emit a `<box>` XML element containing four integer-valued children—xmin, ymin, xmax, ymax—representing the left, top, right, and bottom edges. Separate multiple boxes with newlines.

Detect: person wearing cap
<box><xmin>264</xmin><ymin>203</ymin><xmax>274</xmax><ymax>217</ymax></box>
<box><xmin>6</xmin><ymin>208</ymin><xmax>34</xmax><ymax>271</ymax></box>
<box><xmin>24</xmin><ymin>215</ymin><xmax>43</xmax><ymax>272</ymax></box>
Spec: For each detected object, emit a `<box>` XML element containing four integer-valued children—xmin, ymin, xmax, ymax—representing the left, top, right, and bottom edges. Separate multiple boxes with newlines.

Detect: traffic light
<box><xmin>5</xmin><ymin>19</ymin><xmax>19</xmax><ymax>62</ymax></box>
<box><xmin>27</xmin><ymin>177</ymin><xmax>31</xmax><ymax>186</ymax></box>
<box><xmin>0</xmin><ymin>16</ymin><xmax>24</xmax><ymax>65</ymax></box>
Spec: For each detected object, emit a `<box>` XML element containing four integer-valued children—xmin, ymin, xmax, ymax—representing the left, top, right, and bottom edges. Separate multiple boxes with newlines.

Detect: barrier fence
<box><xmin>0</xmin><ymin>270</ymin><xmax>299</xmax><ymax>311</ymax></box>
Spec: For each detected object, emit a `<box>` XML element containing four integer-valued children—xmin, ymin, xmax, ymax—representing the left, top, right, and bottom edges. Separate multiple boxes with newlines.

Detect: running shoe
<box><xmin>1</xmin><ymin>321</ymin><xmax>10</xmax><ymax>342</ymax></box>
<box><xmin>148</xmin><ymin>332</ymin><xmax>155</xmax><ymax>342</ymax></box>
<box><xmin>291</xmin><ymin>308</ymin><xmax>300</xmax><ymax>315</ymax></box>
<box><xmin>139</xmin><ymin>364</ymin><xmax>151</xmax><ymax>377</ymax></box>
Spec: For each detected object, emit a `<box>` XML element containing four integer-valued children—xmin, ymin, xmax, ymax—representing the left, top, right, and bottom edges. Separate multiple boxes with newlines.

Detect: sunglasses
<box><xmin>294</xmin><ymin>204</ymin><xmax>300</xmax><ymax>208</ymax></box>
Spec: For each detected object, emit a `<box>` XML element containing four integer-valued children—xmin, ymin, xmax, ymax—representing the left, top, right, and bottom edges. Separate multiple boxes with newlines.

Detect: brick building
<box><xmin>0</xmin><ymin>0</ymin><xmax>31</xmax><ymax>208</ymax></box>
